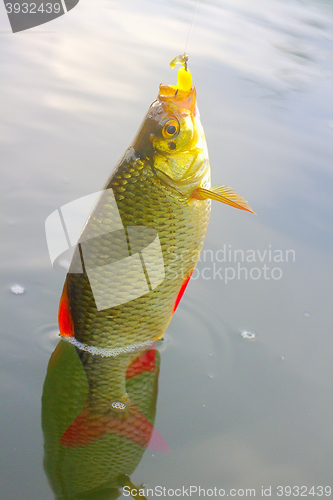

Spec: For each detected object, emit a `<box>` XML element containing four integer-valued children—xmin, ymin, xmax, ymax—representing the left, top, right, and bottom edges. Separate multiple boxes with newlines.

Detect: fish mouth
<box><xmin>158</xmin><ymin>84</ymin><xmax>197</xmax><ymax>114</ymax></box>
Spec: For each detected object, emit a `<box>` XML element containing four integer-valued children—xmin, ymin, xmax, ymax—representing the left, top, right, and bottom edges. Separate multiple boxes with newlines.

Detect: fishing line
<box><xmin>184</xmin><ymin>0</ymin><xmax>201</xmax><ymax>54</ymax></box>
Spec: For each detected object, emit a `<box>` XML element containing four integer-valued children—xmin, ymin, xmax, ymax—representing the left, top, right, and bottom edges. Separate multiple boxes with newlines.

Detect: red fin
<box><xmin>148</xmin><ymin>427</ymin><xmax>170</xmax><ymax>453</ymax></box>
<box><xmin>58</xmin><ymin>281</ymin><xmax>74</xmax><ymax>337</ymax></box>
<box><xmin>173</xmin><ymin>271</ymin><xmax>193</xmax><ymax>313</ymax></box>
<box><xmin>60</xmin><ymin>408</ymin><xmax>113</xmax><ymax>447</ymax></box>
<box><xmin>60</xmin><ymin>401</ymin><xmax>168</xmax><ymax>451</ymax></box>
<box><xmin>126</xmin><ymin>347</ymin><xmax>157</xmax><ymax>379</ymax></box>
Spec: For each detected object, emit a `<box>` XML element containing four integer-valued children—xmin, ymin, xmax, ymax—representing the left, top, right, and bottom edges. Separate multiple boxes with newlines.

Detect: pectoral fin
<box><xmin>192</xmin><ymin>186</ymin><xmax>256</xmax><ymax>214</ymax></box>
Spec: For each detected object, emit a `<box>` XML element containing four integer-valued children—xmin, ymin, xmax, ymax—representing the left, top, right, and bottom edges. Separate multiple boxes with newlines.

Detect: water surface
<box><xmin>1</xmin><ymin>0</ymin><xmax>332</xmax><ymax>498</ymax></box>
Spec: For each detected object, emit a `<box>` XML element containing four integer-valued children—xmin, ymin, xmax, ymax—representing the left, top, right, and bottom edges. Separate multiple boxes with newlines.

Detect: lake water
<box><xmin>1</xmin><ymin>0</ymin><xmax>332</xmax><ymax>498</ymax></box>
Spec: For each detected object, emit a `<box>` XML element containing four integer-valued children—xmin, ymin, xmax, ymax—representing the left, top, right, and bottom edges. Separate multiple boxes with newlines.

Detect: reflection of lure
<box><xmin>42</xmin><ymin>341</ymin><xmax>163</xmax><ymax>499</ymax></box>
<box><xmin>57</xmin><ymin>55</ymin><xmax>254</xmax><ymax>448</ymax></box>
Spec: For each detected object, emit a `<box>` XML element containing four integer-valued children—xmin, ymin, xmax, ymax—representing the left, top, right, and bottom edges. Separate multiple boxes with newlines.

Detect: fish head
<box><xmin>151</xmin><ymin>85</ymin><xmax>198</xmax><ymax>152</ymax></box>
<box><xmin>133</xmin><ymin>83</ymin><xmax>210</xmax><ymax>193</ymax></box>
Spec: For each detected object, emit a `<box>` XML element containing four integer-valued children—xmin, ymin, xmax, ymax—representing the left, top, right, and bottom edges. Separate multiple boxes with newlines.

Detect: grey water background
<box><xmin>1</xmin><ymin>0</ymin><xmax>332</xmax><ymax>498</ymax></box>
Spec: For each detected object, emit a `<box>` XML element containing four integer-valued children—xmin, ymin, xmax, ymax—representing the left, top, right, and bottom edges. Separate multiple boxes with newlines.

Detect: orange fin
<box><xmin>173</xmin><ymin>271</ymin><xmax>193</xmax><ymax>313</ymax></box>
<box><xmin>60</xmin><ymin>401</ymin><xmax>168</xmax><ymax>451</ymax></box>
<box><xmin>192</xmin><ymin>186</ymin><xmax>256</xmax><ymax>214</ymax></box>
<box><xmin>126</xmin><ymin>347</ymin><xmax>157</xmax><ymax>379</ymax></box>
<box><xmin>58</xmin><ymin>281</ymin><xmax>74</xmax><ymax>337</ymax></box>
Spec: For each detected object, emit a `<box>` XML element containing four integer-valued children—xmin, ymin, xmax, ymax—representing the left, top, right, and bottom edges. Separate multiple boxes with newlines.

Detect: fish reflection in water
<box><xmin>42</xmin><ymin>340</ymin><xmax>163</xmax><ymax>499</ymax></box>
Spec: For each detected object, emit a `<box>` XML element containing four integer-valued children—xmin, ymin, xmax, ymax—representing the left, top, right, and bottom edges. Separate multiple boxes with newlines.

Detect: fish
<box><xmin>57</xmin><ymin>54</ymin><xmax>254</xmax><ymax>448</ymax></box>
<box><xmin>42</xmin><ymin>340</ymin><xmax>162</xmax><ymax>499</ymax></box>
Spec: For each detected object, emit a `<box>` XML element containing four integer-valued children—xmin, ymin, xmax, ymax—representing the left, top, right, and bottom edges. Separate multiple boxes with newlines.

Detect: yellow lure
<box><xmin>170</xmin><ymin>53</ymin><xmax>193</xmax><ymax>91</ymax></box>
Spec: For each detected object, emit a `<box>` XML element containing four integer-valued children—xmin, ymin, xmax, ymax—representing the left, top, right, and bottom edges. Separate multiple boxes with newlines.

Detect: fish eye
<box><xmin>162</xmin><ymin>119</ymin><xmax>179</xmax><ymax>139</ymax></box>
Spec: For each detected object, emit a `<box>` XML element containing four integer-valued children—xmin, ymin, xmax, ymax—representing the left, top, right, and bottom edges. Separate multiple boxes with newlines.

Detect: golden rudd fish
<box><xmin>57</xmin><ymin>55</ymin><xmax>254</xmax><ymax>447</ymax></box>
